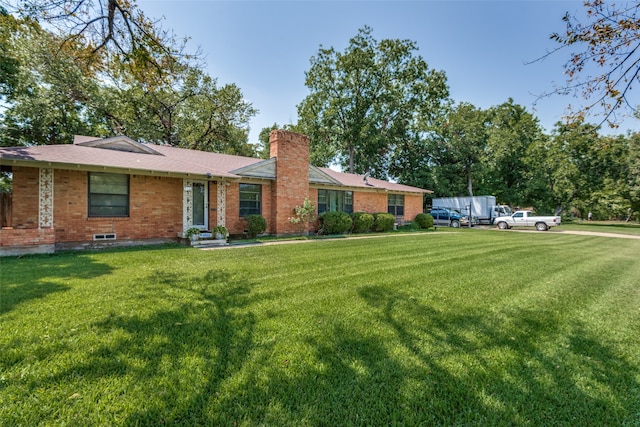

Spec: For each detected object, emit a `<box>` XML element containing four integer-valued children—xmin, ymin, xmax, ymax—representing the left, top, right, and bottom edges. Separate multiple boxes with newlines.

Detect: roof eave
<box><xmin>230</xmin><ymin>157</ymin><xmax>276</xmax><ymax>179</ymax></box>
<box><xmin>309</xmin><ymin>182</ymin><xmax>431</xmax><ymax>194</ymax></box>
<box><xmin>0</xmin><ymin>158</ymin><xmax>242</xmax><ymax>181</ymax></box>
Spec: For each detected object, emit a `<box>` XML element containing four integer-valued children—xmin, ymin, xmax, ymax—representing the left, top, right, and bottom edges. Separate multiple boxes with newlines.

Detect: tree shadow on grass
<box><xmin>36</xmin><ymin>268</ymin><xmax>273</xmax><ymax>424</ymax></box>
<box><xmin>106</xmin><ymin>280</ymin><xmax>638</xmax><ymax>425</ymax></box>
<box><xmin>8</xmin><ymin>264</ymin><xmax>638</xmax><ymax>425</ymax></box>
<box><xmin>0</xmin><ymin>253</ymin><xmax>113</xmax><ymax>315</ymax></box>
<box><xmin>356</xmin><ymin>285</ymin><xmax>640</xmax><ymax>424</ymax></box>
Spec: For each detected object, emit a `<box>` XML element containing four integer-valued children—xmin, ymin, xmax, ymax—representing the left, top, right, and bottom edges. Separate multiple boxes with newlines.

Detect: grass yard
<box><xmin>1</xmin><ymin>230</ymin><xmax>639</xmax><ymax>426</ymax></box>
<box><xmin>560</xmin><ymin>220</ymin><xmax>640</xmax><ymax>236</ymax></box>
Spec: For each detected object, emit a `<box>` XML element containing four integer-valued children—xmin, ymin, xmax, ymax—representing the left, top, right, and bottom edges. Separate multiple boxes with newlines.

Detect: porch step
<box><xmin>191</xmin><ymin>239</ymin><xmax>228</xmax><ymax>249</ymax></box>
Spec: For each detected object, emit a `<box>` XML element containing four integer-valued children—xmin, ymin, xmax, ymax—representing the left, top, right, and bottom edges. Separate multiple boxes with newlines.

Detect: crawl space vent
<box><xmin>93</xmin><ymin>233</ymin><xmax>116</xmax><ymax>241</ymax></box>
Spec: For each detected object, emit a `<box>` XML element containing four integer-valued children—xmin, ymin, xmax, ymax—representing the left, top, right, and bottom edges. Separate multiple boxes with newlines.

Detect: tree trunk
<box><xmin>348</xmin><ymin>144</ymin><xmax>355</xmax><ymax>174</ymax></box>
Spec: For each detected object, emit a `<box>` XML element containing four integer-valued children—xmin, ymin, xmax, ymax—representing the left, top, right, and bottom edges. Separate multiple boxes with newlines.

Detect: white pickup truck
<box><xmin>494</xmin><ymin>210</ymin><xmax>561</xmax><ymax>231</ymax></box>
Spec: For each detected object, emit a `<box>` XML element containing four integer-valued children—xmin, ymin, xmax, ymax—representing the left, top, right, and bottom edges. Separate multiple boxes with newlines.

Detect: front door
<box><xmin>192</xmin><ymin>181</ymin><xmax>208</xmax><ymax>229</ymax></box>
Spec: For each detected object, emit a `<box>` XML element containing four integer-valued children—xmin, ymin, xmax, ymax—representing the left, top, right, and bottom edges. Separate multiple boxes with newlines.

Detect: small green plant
<box><xmin>373</xmin><ymin>213</ymin><xmax>395</xmax><ymax>232</ymax></box>
<box><xmin>319</xmin><ymin>211</ymin><xmax>352</xmax><ymax>235</ymax></box>
<box><xmin>212</xmin><ymin>225</ymin><xmax>228</xmax><ymax>238</ymax></box>
<box><xmin>414</xmin><ymin>213</ymin><xmax>434</xmax><ymax>229</ymax></box>
<box><xmin>351</xmin><ymin>212</ymin><xmax>374</xmax><ymax>233</ymax></box>
<box><xmin>185</xmin><ymin>227</ymin><xmax>201</xmax><ymax>239</ymax></box>
<box><xmin>246</xmin><ymin>214</ymin><xmax>267</xmax><ymax>238</ymax></box>
<box><xmin>289</xmin><ymin>197</ymin><xmax>317</xmax><ymax>234</ymax></box>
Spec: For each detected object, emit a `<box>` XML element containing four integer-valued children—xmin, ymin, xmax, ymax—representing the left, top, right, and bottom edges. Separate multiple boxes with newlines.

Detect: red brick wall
<box><xmin>2</xmin><ymin>167</ymin><xmax>54</xmax><ymax>250</ymax></box>
<box><xmin>303</xmin><ymin>189</ymin><xmax>424</xmax><ymax>231</ymax></box>
<box><xmin>224</xmin><ymin>181</ymin><xmax>274</xmax><ymax>236</ymax></box>
<box><xmin>270</xmin><ymin>130</ymin><xmax>310</xmax><ymax>235</ymax></box>
<box><xmin>128</xmin><ymin>174</ymin><xmax>183</xmax><ymax>238</ymax></box>
<box><xmin>308</xmin><ymin>188</ymin><xmax>318</xmax><ymax>205</ymax></box>
<box><xmin>4</xmin><ymin>154</ymin><xmax>427</xmax><ymax>250</ymax></box>
<box><xmin>405</xmin><ymin>194</ymin><xmax>424</xmax><ymax>220</ymax></box>
<box><xmin>0</xmin><ymin>228</ymin><xmax>55</xmax><ymax>247</ymax></box>
<box><xmin>53</xmin><ymin>169</ymin><xmax>87</xmax><ymax>240</ymax></box>
<box><xmin>309</xmin><ymin>189</ymin><xmax>424</xmax><ymax>223</ymax></box>
<box><xmin>354</xmin><ymin>191</ymin><xmax>423</xmax><ymax>220</ymax></box>
<box><xmin>10</xmin><ymin>167</ymin><xmax>39</xmax><ymax>229</ymax></box>
<box><xmin>53</xmin><ymin>171</ymin><xmax>183</xmax><ymax>243</ymax></box>
<box><xmin>1</xmin><ymin>193</ymin><xmax>12</xmax><ymax>227</ymax></box>
<box><xmin>224</xmin><ymin>182</ymin><xmax>239</xmax><ymax>232</ymax></box>
<box><xmin>208</xmin><ymin>181</ymin><xmax>217</xmax><ymax>230</ymax></box>
<box><xmin>353</xmin><ymin>191</ymin><xmax>388</xmax><ymax>214</ymax></box>
<box><xmin>305</xmin><ymin>188</ymin><xmax>319</xmax><ymax>231</ymax></box>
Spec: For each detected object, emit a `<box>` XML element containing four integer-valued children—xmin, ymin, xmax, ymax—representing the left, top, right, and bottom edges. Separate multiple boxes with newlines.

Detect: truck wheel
<box><xmin>451</xmin><ymin>220</ymin><xmax>460</xmax><ymax>228</ymax></box>
<box><xmin>535</xmin><ymin>222</ymin><xmax>548</xmax><ymax>231</ymax></box>
<box><xmin>497</xmin><ymin>221</ymin><xmax>509</xmax><ymax>230</ymax></box>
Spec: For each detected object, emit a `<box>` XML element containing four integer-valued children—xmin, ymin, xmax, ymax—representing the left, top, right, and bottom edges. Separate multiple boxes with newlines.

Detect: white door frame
<box><xmin>191</xmin><ymin>180</ymin><xmax>209</xmax><ymax>229</ymax></box>
<box><xmin>183</xmin><ymin>179</ymin><xmax>209</xmax><ymax>231</ymax></box>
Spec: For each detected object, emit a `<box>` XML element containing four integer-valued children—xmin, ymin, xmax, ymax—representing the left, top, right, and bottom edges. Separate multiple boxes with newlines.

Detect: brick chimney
<box><xmin>269</xmin><ymin>130</ymin><xmax>310</xmax><ymax>235</ymax></box>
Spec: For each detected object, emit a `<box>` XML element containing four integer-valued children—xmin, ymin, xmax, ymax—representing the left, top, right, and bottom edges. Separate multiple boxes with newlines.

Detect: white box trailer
<box><xmin>431</xmin><ymin>196</ymin><xmax>511</xmax><ymax>224</ymax></box>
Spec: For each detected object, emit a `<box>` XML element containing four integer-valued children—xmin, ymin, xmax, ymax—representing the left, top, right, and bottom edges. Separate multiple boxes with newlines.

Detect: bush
<box><xmin>414</xmin><ymin>213</ymin><xmax>434</xmax><ymax>229</ymax></box>
<box><xmin>351</xmin><ymin>212</ymin><xmax>374</xmax><ymax>233</ymax></box>
<box><xmin>373</xmin><ymin>213</ymin><xmax>395</xmax><ymax>232</ymax></box>
<box><xmin>245</xmin><ymin>214</ymin><xmax>267</xmax><ymax>238</ymax></box>
<box><xmin>319</xmin><ymin>211</ymin><xmax>352</xmax><ymax>235</ymax></box>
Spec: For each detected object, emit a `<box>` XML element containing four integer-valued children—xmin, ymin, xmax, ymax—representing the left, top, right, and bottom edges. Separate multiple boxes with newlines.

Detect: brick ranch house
<box><xmin>0</xmin><ymin>130</ymin><xmax>431</xmax><ymax>255</ymax></box>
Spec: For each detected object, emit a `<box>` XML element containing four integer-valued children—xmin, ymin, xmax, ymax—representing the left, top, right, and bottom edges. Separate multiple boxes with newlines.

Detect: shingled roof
<box><xmin>0</xmin><ymin>136</ymin><xmax>431</xmax><ymax>194</ymax></box>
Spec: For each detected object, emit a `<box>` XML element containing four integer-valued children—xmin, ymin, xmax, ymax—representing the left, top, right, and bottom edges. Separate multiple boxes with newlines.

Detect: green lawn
<box><xmin>1</xmin><ymin>231</ymin><xmax>639</xmax><ymax>425</ymax></box>
<box><xmin>560</xmin><ymin>220</ymin><xmax>640</xmax><ymax>236</ymax></box>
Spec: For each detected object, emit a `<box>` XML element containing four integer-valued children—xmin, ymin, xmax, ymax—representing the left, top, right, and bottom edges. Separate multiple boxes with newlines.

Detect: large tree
<box><xmin>523</xmin><ymin>123</ymin><xmax>640</xmax><ymax>218</ymax></box>
<box><xmin>484</xmin><ymin>99</ymin><xmax>543</xmax><ymax>206</ymax></box>
<box><xmin>105</xmin><ymin>63</ymin><xmax>257</xmax><ymax>152</ymax></box>
<box><xmin>0</xmin><ymin>0</ymin><xmax>187</xmax><ymax>75</ymax></box>
<box><xmin>436</xmin><ymin>103</ymin><xmax>489</xmax><ymax>197</ymax></box>
<box><xmin>0</xmin><ymin>7</ymin><xmax>257</xmax><ymax>153</ymax></box>
<box><xmin>297</xmin><ymin>26</ymin><xmax>450</xmax><ymax>177</ymax></box>
<box><xmin>586</xmin><ymin>133</ymin><xmax>635</xmax><ymax>219</ymax></box>
<box><xmin>548</xmin><ymin>0</ymin><xmax>640</xmax><ymax>126</ymax></box>
<box><xmin>0</xmin><ymin>14</ymin><xmax>108</xmax><ymax>145</ymax></box>
<box><xmin>525</xmin><ymin>120</ymin><xmax>602</xmax><ymax>215</ymax></box>
<box><xmin>0</xmin><ymin>6</ymin><xmax>20</xmax><ymax>97</ymax></box>
<box><xmin>627</xmin><ymin>132</ymin><xmax>640</xmax><ymax>219</ymax></box>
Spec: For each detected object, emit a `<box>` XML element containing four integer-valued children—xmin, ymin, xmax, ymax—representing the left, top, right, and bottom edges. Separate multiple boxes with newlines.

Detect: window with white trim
<box><xmin>388</xmin><ymin>194</ymin><xmax>404</xmax><ymax>216</ymax></box>
<box><xmin>239</xmin><ymin>183</ymin><xmax>262</xmax><ymax>217</ymax></box>
<box><xmin>88</xmin><ymin>172</ymin><xmax>129</xmax><ymax>217</ymax></box>
<box><xmin>318</xmin><ymin>189</ymin><xmax>353</xmax><ymax>214</ymax></box>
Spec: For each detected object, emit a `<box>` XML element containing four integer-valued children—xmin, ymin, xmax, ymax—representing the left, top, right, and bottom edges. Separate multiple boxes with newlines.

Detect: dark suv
<box><xmin>429</xmin><ymin>207</ymin><xmax>462</xmax><ymax>228</ymax></box>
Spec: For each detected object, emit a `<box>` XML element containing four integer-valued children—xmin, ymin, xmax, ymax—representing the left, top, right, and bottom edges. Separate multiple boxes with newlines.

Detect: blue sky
<box><xmin>137</xmin><ymin>0</ymin><xmax>637</xmax><ymax>144</ymax></box>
